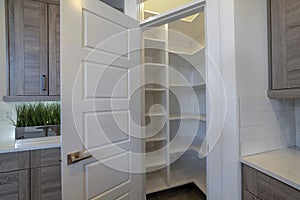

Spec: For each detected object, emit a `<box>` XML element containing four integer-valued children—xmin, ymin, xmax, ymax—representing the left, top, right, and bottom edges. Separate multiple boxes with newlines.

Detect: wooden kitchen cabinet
<box><xmin>242</xmin><ymin>164</ymin><xmax>300</xmax><ymax>200</ymax></box>
<box><xmin>0</xmin><ymin>170</ymin><xmax>30</xmax><ymax>200</ymax></box>
<box><xmin>0</xmin><ymin>148</ymin><xmax>61</xmax><ymax>200</ymax></box>
<box><xmin>31</xmin><ymin>165</ymin><xmax>61</xmax><ymax>200</ymax></box>
<box><xmin>4</xmin><ymin>0</ymin><xmax>60</xmax><ymax>102</ymax></box>
<box><xmin>267</xmin><ymin>0</ymin><xmax>300</xmax><ymax>98</ymax></box>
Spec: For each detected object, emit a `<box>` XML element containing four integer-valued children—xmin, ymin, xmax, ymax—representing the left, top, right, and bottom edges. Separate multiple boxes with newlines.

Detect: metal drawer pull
<box><xmin>67</xmin><ymin>151</ymin><xmax>92</xmax><ymax>165</ymax></box>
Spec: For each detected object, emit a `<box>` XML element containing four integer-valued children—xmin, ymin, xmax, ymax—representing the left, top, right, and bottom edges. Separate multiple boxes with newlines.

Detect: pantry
<box><xmin>141</xmin><ymin>9</ymin><xmax>207</xmax><ymax>194</ymax></box>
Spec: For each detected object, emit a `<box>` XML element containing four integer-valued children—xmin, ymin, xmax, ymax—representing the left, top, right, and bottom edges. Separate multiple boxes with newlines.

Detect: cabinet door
<box><xmin>8</xmin><ymin>0</ymin><xmax>48</xmax><ymax>96</ymax></box>
<box><xmin>48</xmin><ymin>4</ymin><xmax>60</xmax><ymax>96</ymax></box>
<box><xmin>271</xmin><ymin>0</ymin><xmax>300</xmax><ymax>89</ymax></box>
<box><xmin>0</xmin><ymin>170</ymin><xmax>30</xmax><ymax>200</ymax></box>
<box><xmin>0</xmin><ymin>151</ymin><xmax>30</xmax><ymax>173</ymax></box>
<box><xmin>31</xmin><ymin>165</ymin><xmax>61</xmax><ymax>200</ymax></box>
<box><xmin>31</xmin><ymin>147</ymin><xmax>61</xmax><ymax>168</ymax></box>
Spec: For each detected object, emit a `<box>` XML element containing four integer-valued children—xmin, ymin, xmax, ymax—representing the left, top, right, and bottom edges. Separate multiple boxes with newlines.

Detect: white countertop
<box><xmin>240</xmin><ymin>148</ymin><xmax>300</xmax><ymax>191</ymax></box>
<box><xmin>0</xmin><ymin>136</ymin><xmax>61</xmax><ymax>154</ymax></box>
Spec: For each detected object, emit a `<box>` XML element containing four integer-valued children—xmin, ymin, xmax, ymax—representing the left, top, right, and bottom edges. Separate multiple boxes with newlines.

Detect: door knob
<box><xmin>67</xmin><ymin>150</ymin><xmax>93</xmax><ymax>165</ymax></box>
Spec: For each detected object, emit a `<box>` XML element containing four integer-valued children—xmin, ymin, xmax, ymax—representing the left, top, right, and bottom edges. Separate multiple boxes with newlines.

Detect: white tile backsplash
<box><xmin>0</xmin><ymin>101</ymin><xmax>15</xmax><ymax>140</ymax></box>
<box><xmin>240</xmin><ymin>97</ymin><xmax>296</xmax><ymax>156</ymax></box>
<box><xmin>241</xmin><ymin>135</ymin><xmax>296</xmax><ymax>156</ymax></box>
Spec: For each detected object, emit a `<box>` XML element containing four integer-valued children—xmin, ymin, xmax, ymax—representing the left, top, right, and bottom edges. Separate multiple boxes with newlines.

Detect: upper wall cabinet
<box><xmin>268</xmin><ymin>0</ymin><xmax>300</xmax><ymax>99</ymax></box>
<box><xmin>4</xmin><ymin>0</ymin><xmax>60</xmax><ymax>102</ymax></box>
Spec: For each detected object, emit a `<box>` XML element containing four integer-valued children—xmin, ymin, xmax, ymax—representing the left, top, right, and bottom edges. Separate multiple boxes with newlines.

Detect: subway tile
<box><xmin>240</xmin><ymin>97</ymin><xmax>294</xmax><ymax>112</ymax></box>
<box><xmin>240</xmin><ymin>110</ymin><xmax>295</xmax><ymax>127</ymax></box>
<box><xmin>241</xmin><ymin>135</ymin><xmax>296</xmax><ymax>156</ymax></box>
<box><xmin>240</xmin><ymin>124</ymin><xmax>295</xmax><ymax>142</ymax></box>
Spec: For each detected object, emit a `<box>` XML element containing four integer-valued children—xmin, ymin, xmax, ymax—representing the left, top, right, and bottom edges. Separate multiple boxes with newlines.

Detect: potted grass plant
<box><xmin>9</xmin><ymin>103</ymin><xmax>61</xmax><ymax>139</ymax></box>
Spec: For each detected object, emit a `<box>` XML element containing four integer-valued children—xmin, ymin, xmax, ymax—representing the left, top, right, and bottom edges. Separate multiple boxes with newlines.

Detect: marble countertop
<box><xmin>240</xmin><ymin>148</ymin><xmax>300</xmax><ymax>191</ymax></box>
<box><xmin>0</xmin><ymin>136</ymin><xmax>61</xmax><ymax>154</ymax></box>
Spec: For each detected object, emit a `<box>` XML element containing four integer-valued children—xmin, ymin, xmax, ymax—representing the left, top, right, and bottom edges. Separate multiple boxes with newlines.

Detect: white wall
<box><xmin>295</xmin><ymin>100</ymin><xmax>300</xmax><ymax>147</ymax></box>
<box><xmin>206</xmin><ymin>0</ymin><xmax>240</xmax><ymax>199</ymax></box>
<box><xmin>0</xmin><ymin>0</ymin><xmax>15</xmax><ymax>141</ymax></box>
<box><xmin>236</xmin><ymin>0</ymin><xmax>296</xmax><ymax>156</ymax></box>
<box><xmin>0</xmin><ymin>0</ymin><xmax>6</xmax><ymax>98</ymax></box>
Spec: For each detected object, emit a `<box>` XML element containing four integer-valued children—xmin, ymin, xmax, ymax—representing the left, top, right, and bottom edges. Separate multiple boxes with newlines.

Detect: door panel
<box><xmin>61</xmin><ymin>0</ymin><xmax>143</xmax><ymax>199</ymax></box>
<box><xmin>83</xmin><ymin>11</ymin><xmax>128</xmax><ymax>56</ymax></box>
<box><xmin>84</xmin><ymin>62</ymin><xmax>128</xmax><ymax>98</ymax></box>
<box><xmin>85</xmin><ymin>153</ymin><xmax>129</xmax><ymax>199</ymax></box>
<box><xmin>84</xmin><ymin>111</ymin><xmax>129</xmax><ymax>149</ymax></box>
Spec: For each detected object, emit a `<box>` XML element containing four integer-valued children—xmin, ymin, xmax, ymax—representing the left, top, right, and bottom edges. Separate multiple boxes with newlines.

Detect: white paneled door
<box><xmin>61</xmin><ymin>0</ymin><xmax>143</xmax><ymax>199</ymax></box>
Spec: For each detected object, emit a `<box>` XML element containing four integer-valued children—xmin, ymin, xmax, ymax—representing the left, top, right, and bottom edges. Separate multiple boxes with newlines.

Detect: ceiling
<box><xmin>143</xmin><ymin>0</ymin><xmax>197</xmax><ymax>21</ymax></box>
<box><xmin>168</xmin><ymin>12</ymin><xmax>205</xmax><ymax>44</ymax></box>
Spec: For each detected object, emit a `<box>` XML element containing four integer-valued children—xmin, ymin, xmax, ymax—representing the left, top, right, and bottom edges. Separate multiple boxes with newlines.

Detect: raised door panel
<box><xmin>8</xmin><ymin>0</ymin><xmax>25</xmax><ymax>95</ymax></box>
<box><xmin>285</xmin><ymin>0</ymin><xmax>300</xmax><ymax>88</ymax></box>
<box><xmin>270</xmin><ymin>0</ymin><xmax>287</xmax><ymax>89</ymax></box>
<box><xmin>31</xmin><ymin>165</ymin><xmax>62</xmax><ymax>200</ymax></box>
<box><xmin>31</xmin><ymin>147</ymin><xmax>61</xmax><ymax>168</ymax></box>
<box><xmin>48</xmin><ymin>4</ymin><xmax>60</xmax><ymax>96</ymax></box>
<box><xmin>0</xmin><ymin>170</ymin><xmax>30</xmax><ymax>200</ymax></box>
<box><xmin>270</xmin><ymin>0</ymin><xmax>300</xmax><ymax>90</ymax></box>
<box><xmin>0</xmin><ymin>151</ymin><xmax>30</xmax><ymax>173</ymax></box>
<box><xmin>8</xmin><ymin>0</ymin><xmax>48</xmax><ymax>96</ymax></box>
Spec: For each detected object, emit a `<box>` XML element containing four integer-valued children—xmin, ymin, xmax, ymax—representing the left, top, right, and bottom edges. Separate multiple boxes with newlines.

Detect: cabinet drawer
<box><xmin>31</xmin><ymin>148</ymin><xmax>61</xmax><ymax>168</ymax></box>
<box><xmin>0</xmin><ymin>151</ymin><xmax>30</xmax><ymax>173</ymax></box>
<box><xmin>257</xmin><ymin>171</ymin><xmax>300</xmax><ymax>200</ymax></box>
<box><xmin>243</xmin><ymin>190</ymin><xmax>258</xmax><ymax>200</ymax></box>
<box><xmin>242</xmin><ymin>164</ymin><xmax>258</xmax><ymax>196</ymax></box>
<box><xmin>0</xmin><ymin>170</ymin><xmax>30</xmax><ymax>200</ymax></box>
<box><xmin>242</xmin><ymin>164</ymin><xmax>300</xmax><ymax>200</ymax></box>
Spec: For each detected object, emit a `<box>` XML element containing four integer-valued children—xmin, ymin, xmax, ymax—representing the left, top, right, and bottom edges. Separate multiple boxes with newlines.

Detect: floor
<box><xmin>147</xmin><ymin>183</ymin><xmax>206</xmax><ymax>200</ymax></box>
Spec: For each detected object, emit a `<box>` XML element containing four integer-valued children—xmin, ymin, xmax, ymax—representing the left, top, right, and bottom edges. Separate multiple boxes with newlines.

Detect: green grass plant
<box><xmin>9</xmin><ymin>102</ymin><xmax>60</xmax><ymax>127</ymax></box>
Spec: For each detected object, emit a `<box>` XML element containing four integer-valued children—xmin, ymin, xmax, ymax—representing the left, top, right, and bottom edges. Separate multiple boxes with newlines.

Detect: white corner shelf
<box><xmin>143</xmin><ymin>20</ymin><xmax>207</xmax><ymax>195</ymax></box>
<box><xmin>144</xmin><ymin>63</ymin><xmax>167</xmax><ymax>68</ymax></box>
<box><xmin>168</xmin><ymin>46</ymin><xmax>206</xmax><ymax>56</ymax></box>
<box><xmin>145</xmin><ymin>113</ymin><xmax>167</xmax><ymax>117</ymax></box>
<box><xmin>145</xmin><ymin>88</ymin><xmax>167</xmax><ymax>92</ymax></box>
<box><xmin>169</xmin><ymin>136</ymin><xmax>207</xmax><ymax>158</ymax></box>
<box><xmin>144</xmin><ymin>37</ymin><xmax>166</xmax><ymax>44</ymax></box>
<box><xmin>169</xmin><ymin>113</ymin><xmax>206</xmax><ymax>121</ymax></box>
<box><xmin>146</xmin><ymin>135</ymin><xmax>167</xmax><ymax>143</ymax></box>
<box><xmin>146</xmin><ymin>153</ymin><xmax>167</xmax><ymax>171</ymax></box>
<box><xmin>169</xmin><ymin>83</ymin><xmax>205</xmax><ymax>87</ymax></box>
<box><xmin>146</xmin><ymin>171</ymin><xmax>168</xmax><ymax>194</ymax></box>
<box><xmin>170</xmin><ymin>166</ymin><xmax>207</xmax><ymax>195</ymax></box>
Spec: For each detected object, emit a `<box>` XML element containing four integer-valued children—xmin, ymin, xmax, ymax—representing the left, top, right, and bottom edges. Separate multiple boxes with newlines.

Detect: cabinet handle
<box><xmin>41</xmin><ymin>75</ymin><xmax>47</xmax><ymax>91</ymax></box>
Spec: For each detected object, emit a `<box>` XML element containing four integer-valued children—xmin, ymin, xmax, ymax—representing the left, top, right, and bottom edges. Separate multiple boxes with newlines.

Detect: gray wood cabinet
<box><xmin>5</xmin><ymin>0</ymin><xmax>60</xmax><ymax>102</ymax></box>
<box><xmin>0</xmin><ymin>170</ymin><xmax>30</xmax><ymax>200</ymax></box>
<box><xmin>242</xmin><ymin>164</ymin><xmax>300</xmax><ymax>200</ymax></box>
<box><xmin>268</xmin><ymin>0</ymin><xmax>300</xmax><ymax>99</ymax></box>
<box><xmin>31</xmin><ymin>165</ymin><xmax>61</xmax><ymax>200</ymax></box>
<box><xmin>0</xmin><ymin>148</ymin><xmax>61</xmax><ymax>200</ymax></box>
